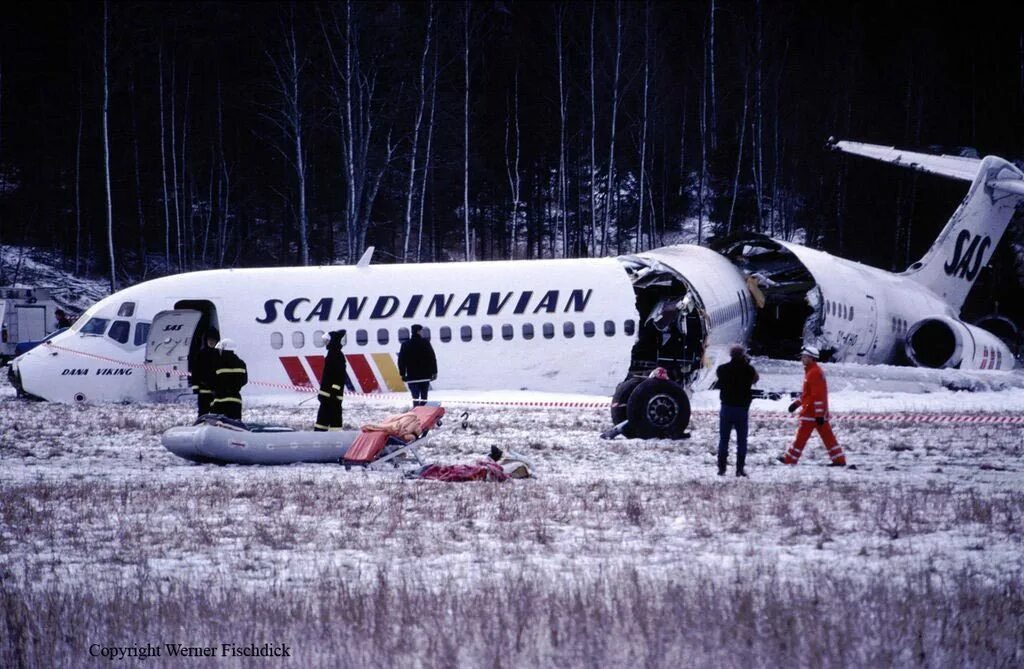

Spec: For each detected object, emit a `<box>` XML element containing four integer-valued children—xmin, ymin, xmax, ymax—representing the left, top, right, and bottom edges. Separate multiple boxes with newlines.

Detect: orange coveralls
<box><xmin>784</xmin><ymin>361</ymin><xmax>846</xmax><ymax>465</ymax></box>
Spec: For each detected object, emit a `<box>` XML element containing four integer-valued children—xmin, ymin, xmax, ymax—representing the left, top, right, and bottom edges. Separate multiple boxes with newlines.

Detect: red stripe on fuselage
<box><xmin>279</xmin><ymin>356</ymin><xmax>313</xmax><ymax>387</ymax></box>
<box><xmin>346</xmin><ymin>354</ymin><xmax>380</xmax><ymax>393</ymax></box>
<box><xmin>305</xmin><ymin>355</ymin><xmax>325</xmax><ymax>383</ymax></box>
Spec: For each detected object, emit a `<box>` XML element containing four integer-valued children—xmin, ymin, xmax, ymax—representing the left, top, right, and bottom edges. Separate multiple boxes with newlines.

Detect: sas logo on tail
<box><xmin>943</xmin><ymin>231</ymin><xmax>991</xmax><ymax>281</ymax></box>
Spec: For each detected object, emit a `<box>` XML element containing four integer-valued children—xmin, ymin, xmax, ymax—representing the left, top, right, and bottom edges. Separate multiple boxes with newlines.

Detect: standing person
<box><xmin>715</xmin><ymin>344</ymin><xmax>759</xmax><ymax>477</ymax></box>
<box><xmin>398</xmin><ymin>324</ymin><xmax>437</xmax><ymax>407</ymax></box>
<box><xmin>779</xmin><ymin>345</ymin><xmax>847</xmax><ymax>466</ymax></box>
<box><xmin>54</xmin><ymin>308</ymin><xmax>74</xmax><ymax>329</ymax></box>
<box><xmin>210</xmin><ymin>338</ymin><xmax>247</xmax><ymax>421</ymax></box>
<box><xmin>189</xmin><ymin>328</ymin><xmax>220</xmax><ymax>419</ymax></box>
<box><xmin>315</xmin><ymin>330</ymin><xmax>348</xmax><ymax>431</ymax></box>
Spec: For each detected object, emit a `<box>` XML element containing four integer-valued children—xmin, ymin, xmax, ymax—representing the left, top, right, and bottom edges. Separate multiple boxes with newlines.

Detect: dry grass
<box><xmin>2</xmin><ymin>389</ymin><xmax>1023</xmax><ymax>666</ymax></box>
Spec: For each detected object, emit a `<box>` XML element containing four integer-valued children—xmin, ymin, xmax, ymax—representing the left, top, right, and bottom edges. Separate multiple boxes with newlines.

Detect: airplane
<box><xmin>7</xmin><ymin>140</ymin><xmax>1024</xmax><ymax>438</ymax></box>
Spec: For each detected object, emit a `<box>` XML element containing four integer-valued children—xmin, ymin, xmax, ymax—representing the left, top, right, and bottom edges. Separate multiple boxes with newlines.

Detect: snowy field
<box><xmin>2</xmin><ymin>370</ymin><xmax>1023</xmax><ymax>667</ymax></box>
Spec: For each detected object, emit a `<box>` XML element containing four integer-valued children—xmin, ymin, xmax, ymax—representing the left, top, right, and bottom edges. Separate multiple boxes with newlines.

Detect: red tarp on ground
<box><xmin>416</xmin><ymin>461</ymin><xmax>508</xmax><ymax>482</ymax></box>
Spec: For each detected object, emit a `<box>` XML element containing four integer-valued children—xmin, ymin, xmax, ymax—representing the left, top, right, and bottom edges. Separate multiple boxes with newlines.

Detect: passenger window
<box><xmin>313</xmin><ymin>330</ymin><xmax>325</xmax><ymax>348</ymax></box>
<box><xmin>604</xmin><ymin>320</ymin><xmax>616</xmax><ymax>336</ymax></box>
<box><xmin>583</xmin><ymin>321</ymin><xmax>595</xmax><ymax>337</ymax></box>
<box><xmin>542</xmin><ymin>323</ymin><xmax>555</xmax><ymax>339</ymax></box>
<box><xmin>624</xmin><ymin>319</ymin><xmax>636</xmax><ymax>336</ymax></box>
<box><xmin>271</xmin><ymin>332</ymin><xmax>284</xmax><ymax>350</ymax></box>
<box><xmin>377</xmin><ymin>329</ymin><xmax>390</xmax><ymax>345</ymax></box>
<box><xmin>292</xmin><ymin>331</ymin><xmax>305</xmax><ymax>349</ymax></box>
<box><xmin>398</xmin><ymin>327</ymin><xmax>410</xmax><ymax>343</ymax></box>
<box><xmin>117</xmin><ymin>302</ymin><xmax>135</xmax><ymax>318</ymax></box>
<box><xmin>420</xmin><ymin>327</ymin><xmax>431</xmax><ymax>340</ymax></box>
<box><xmin>81</xmin><ymin>317</ymin><xmax>109</xmax><ymax>335</ymax></box>
<box><xmin>356</xmin><ymin>329</ymin><xmax>368</xmax><ymax>346</ymax></box>
<box><xmin>440</xmin><ymin>326</ymin><xmax>452</xmax><ymax>343</ymax></box>
<box><xmin>133</xmin><ymin>322</ymin><xmax>150</xmax><ymax>347</ymax></box>
<box><xmin>461</xmin><ymin>326</ymin><xmax>473</xmax><ymax>342</ymax></box>
<box><xmin>481</xmin><ymin>325</ymin><xmax>493</xmax><ymax>341</ymax></box>
<box><xmin>850</xmin><ymin>306</ymin><xmax>854</xmax><ymax>319</ymax></box>
<box><xmin>563</xmin><ymin>322</ymin><xmax>575</xmax><ymax>338</ymax></box>
<box><xmin>501</xmin><ymin>324</ymin><xmax>514</xmax><ymax>341</ymax></box>
<box><xmin>107</xmin><ymin>320</ymin><xmax>130</xmax><ymax>344</ymax></box>
<box><xmin>522</xmin><ymin>323</ymin><xmax>534</xmax><ymax>340</ymax></box>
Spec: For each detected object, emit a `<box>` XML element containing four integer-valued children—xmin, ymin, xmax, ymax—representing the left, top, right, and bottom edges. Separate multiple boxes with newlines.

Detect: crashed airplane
<box><xmin>8</xmin><ymin>140</ymin><xmax>1024</xmax><ymax>438</ymax></box>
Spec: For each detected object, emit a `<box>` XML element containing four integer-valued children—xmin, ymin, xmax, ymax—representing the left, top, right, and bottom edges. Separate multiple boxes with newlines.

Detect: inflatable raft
<box><xmin>161</xmin><ymin>415</ymin><xmax>359</xmax><ymax>465</ymax></box>
<box><xmin>161</xmin><ymin>406</ymin><xmax>446</xmax><ymax>466</ymax></box>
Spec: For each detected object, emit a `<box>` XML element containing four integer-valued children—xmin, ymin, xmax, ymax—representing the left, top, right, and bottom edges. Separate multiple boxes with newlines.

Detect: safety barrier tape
<box><xmin>35</xmin><ymin>342</ymin><xmax>1024</xmax><ymax>421</ymax></box>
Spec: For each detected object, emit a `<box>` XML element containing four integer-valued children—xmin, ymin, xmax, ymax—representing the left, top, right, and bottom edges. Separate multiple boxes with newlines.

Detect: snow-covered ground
<box><xmin>1</xmin><ymin>366</ymin><xmax>1022</xmax><ymax>667</ymax></box>
<box><xmin>0</xmin><ymin>246</ymin><xmax>109</xmax><ymax>313</ymax></box>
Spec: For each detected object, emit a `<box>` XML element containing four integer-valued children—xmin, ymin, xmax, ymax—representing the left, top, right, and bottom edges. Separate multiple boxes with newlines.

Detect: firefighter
<box><xmin>189</xmin><ymin>327</ymin><xmax>220</xmax><ymax>419</ymax></box>
<box><xmin>715</xmin><ymin>344</ymin><xmax>759</xmax><ymax>477</ymax></box>
<box><xmin>779</xmin><ymin>345</ymin><xmax>847</xmax><ymax>466</ymax></box>
<box><xmin>398</xmin><ymin>324</ymin><xmax>437</xmax><ymax>407</ymax></box>
<box><xmin>210</xmin><ymin>338</ymin><xmax>247</xmax><ymax>421</ymax></box>
<box><xmin>315</xmin><ymin>330</ymin><xmax>348</xmax><ymax>431</ymax></box>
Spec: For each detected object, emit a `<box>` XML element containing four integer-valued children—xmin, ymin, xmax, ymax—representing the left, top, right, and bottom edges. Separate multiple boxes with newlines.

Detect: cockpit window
<box><xmin>134</xmin><ymin>322</ymin><xmax>150</xmax><ymax>347</ymax></box>
<box><xmin>108</xmin><ymin>320</ymin><xmax>130</xmax><ymax>344</ymax></box>
<box><xmin>117</xmin><ymin>302</ymin><xmax>136</xmax><ymax>317</ymax></box>
<box><xmin>81</xmin><ymin>317</ymin><xmax>109</xmax><ymax>335</ymax></box>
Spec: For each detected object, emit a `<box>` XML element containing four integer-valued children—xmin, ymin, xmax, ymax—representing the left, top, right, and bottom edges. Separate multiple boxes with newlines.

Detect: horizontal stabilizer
<box><xmin>828</xmin><ymin>139</ymin><xmax>981</xmax><ymax>182</ymax></box>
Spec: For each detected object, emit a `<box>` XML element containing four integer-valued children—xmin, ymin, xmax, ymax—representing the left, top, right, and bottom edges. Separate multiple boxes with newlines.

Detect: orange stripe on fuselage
<box><xmin>372</xmin><ymin>353</ymin><xmax>407</xmax><ymax>392</ymax></box>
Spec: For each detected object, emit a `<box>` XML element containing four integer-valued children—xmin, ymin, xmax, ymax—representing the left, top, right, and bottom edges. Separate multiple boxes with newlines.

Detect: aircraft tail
<box><xmin>901</xmin><ymin>155</ymin><xmax>1024</xmax><ymax>310</ymax></box>
<box><xmin>830</xmin><ymin>139</ymin><xmax>1024</xmax><ymax>311</ymax></box>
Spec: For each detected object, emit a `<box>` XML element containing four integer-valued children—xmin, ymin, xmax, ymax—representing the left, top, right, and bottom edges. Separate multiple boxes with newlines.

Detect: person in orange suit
<box><xmin>778</xmin><ymin>345</ymin><xmax>847</xmax><ymax>466</ymax></box>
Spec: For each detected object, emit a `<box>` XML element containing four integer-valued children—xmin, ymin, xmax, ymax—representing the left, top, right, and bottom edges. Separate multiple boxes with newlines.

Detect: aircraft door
<box><xmin>145</xmin><ymin>310</ymin><xmax>202</xmax><ymax>392</ymax></box>
<box><xmin>856</xmin><ymin>296</ymin><xmax>878</xmax><ymax>357</ymax></box>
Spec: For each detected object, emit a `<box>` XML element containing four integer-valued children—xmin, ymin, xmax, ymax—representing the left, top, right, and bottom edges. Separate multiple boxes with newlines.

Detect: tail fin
<box><xmin>902</xmin><ymin>156</ymin><xmax>1024</xmax><ymax>310</ymax></box>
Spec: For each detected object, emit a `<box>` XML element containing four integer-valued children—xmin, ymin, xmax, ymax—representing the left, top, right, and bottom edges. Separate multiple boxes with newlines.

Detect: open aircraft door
<box><xmin>856</xmin><ymin>295</ymin><xmax>878</xmax><ymax>356</ymax></box>
<box><xmin>145</xmin><ymin>309</ymin><xmax>202</xmax><ymax>392</ymax></box>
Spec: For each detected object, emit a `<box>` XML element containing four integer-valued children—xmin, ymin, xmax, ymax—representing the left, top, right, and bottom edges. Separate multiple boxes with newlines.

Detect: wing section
<box><xmin>828</xmin><ymin>138</ymin><xmax>980</xmax><ymax>182</ymax></box>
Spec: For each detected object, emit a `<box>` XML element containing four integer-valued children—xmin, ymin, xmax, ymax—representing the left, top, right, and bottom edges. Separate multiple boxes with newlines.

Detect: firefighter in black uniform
<box><xmin>189</xmin><ymin>328</ymin><xmax>220</xmax><ymax>419</ymax></box>
<box><xmin>398</xmin><ymin>324</ymin><xmax>437</xmax><ymax>407</ymax></box>
<box><xmin>315</xmin><ymin>330</ymin><xmax>348</xmax><ymax>431</ymax></box>
<box><xmin>210</xmin><ymin>338</ymin><xmax>247</xmax><ymax>420</ymax></box>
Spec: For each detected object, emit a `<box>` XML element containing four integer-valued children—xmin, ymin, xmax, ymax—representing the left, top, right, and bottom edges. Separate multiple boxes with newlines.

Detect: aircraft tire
<box><xmin>626</xmin><ymin>378</ymin><xmax>690</xmax><ymax>439</ymax></box>
<box><xmin>611</xmin><ymin>377</ymin><xmax>645</xmax><ymax>423</ymax></box>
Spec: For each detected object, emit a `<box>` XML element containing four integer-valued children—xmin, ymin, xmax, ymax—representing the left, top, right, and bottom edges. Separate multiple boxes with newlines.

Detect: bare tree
<box><xmin>600</xmin><ymin>1</ymin><xmax>623</xmax><ymax>256</ymax></box>
<box><xmin>555</xmin><ymin>4</ymin><xmax>569</xmax><ymax>257</ymax></box>
<box><xmin>169</xmin><ymin>57</ymin><xmax>182</xmax><ymax>271</ymax></box>
<box><xmin>265</xmin><ymin>6</ymin><xmax>310</xmax><ymax>266</ymax></box>
<box><xmin>505</xmin><ymin>66</ymin><xmax>522</xmax><ymax>260</ymax></box>
<box><xmin>635</xmin><ymin>1</ymin><xmax>650</xmax><ymax>252</ymax></box>
<box><xmin>403</xmin><ymin>3</ymin><xmax>433</xmax><ymax>262</ymax></box>
<box><xmin>588</xmin><ymin>1</ymin><xmax>598</xmax><ymax>255</ymax></box>
<box><xmin>727</xmin><ymin>73</ymin><xmax>749</xmax><ymax>234</ymax></box>
<box><xmin>129</xmin><ymin>69</ymin><xmax>147</xmax><ymax>275</ymax></box>
<box><xmin>75</xmin><ymin>65</ymin><xmax>84</xmax><ymax>275</ymax></box>
<box><xmin>417</xmin><ymin>37</ymin><xmax>440</xmax><ymax>263</ymax></box>
<box><xmin>158</xmin><ymin>46</ymin><xmax>172</xmax><ymax>272</ymax></box>
<box><xmin>463</xmin><ymin>0</ymin><xmax>472</xmax><ymax>261</ymax></box>
<box><xmin>102</xmin><ymin>0</ymin><xmax>116</xmax><ymax>291</ymax></box>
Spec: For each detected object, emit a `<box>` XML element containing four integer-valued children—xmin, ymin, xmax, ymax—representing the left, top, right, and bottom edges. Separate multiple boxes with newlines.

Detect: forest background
<box><xmin>1</xmin><ymin>0</ymin><xmax>1022</xmax><ymax>323</ymax></box>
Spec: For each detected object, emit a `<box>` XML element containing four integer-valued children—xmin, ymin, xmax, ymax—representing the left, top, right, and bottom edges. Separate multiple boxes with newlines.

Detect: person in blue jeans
<box><xmin>715</xmin><ymin>344</ymin><xmax>759</xmax><ymax>477</ymax></box>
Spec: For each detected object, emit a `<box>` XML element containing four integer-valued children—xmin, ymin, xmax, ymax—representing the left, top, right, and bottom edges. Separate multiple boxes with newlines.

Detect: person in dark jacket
<box><xmin>715</xmin><ymin>344</ymin><xmax>759</xmax><ymax>477</ymax></box>
<box><xmin>315</xmin><ymin>330</ymin><xmax>348</xmax><ymax>431</ymax></box>
<box><xmin>210</xmin><ymin>338</ymin><xmax>247</xmax><ymax>420</ymax></box>
<box><xmin>398</xmin><ymin>324</ymin><xmax>437</xmax><ymax>407</ymax></box>
<box><xmin>189</xmin><ymin>327</ymin><xmax>220</xmax><ymax>419</ymax></box>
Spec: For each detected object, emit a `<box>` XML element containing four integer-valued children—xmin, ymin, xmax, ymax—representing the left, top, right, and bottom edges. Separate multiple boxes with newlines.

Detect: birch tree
<box><xmin>505</xmin><ymin>66</ymin><xmax>522</xmax><ymax>259</ymax></box>
<box><xmin>265</xmin><ymin>6</ymin><xmax>310</xmax><ymax>266</ymax></box>
<box><xmin>600</xmin><ymin>1</ymin><xmax>623</xmax><ymax>256</ymax></box>
<box><xmin>102</xmin><ymin>0</ymin><xmax>116</xmax><ymax>291</ymax></box>
<box><xmin>555</xmin><ymin>4</ymin><xmax>569</xmax><ymax>257</ymax></box>
<box><xmin>463</xmin><ymin>0</ymin><xmax>472</xmax><ymax>261</ymax></box>
<box><xmin>403</xmin><ymin>3</ymin><xmax>433</xmax><ymax>262</ymax></box>
<box><xmin>635</xmin><ymin>1</ymin><xmax>650</xmax><ymax>252</ymax></box>
<box><xmin>158</xmin><ymin>46</ymin><xmax>172</xmax><ymax>271</ymax></box>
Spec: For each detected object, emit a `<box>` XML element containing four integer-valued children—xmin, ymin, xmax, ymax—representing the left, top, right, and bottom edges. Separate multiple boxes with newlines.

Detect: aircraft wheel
<box><xmin>610</xmin><ymin>376</ymin><xmax>645</xmax><ymax>437</ymax></box>
<box><xmin>626</xmin><ymin>378</ymin><xmax>690</xmax><ymax>439</ymax></box>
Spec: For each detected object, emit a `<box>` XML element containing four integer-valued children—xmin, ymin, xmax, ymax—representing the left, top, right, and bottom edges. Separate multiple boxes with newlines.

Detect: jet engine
<box><xmin>905</xmin><ymin>315</ymin><xmax>1014</xmax><ymax>370</ymax></box>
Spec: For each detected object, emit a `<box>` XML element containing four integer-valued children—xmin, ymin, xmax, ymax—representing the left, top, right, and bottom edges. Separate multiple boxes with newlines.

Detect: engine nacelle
<box><xmin>905</xmin><ymin>315</ymin><xmax>1014</xmax><ymax>370</ymax></box>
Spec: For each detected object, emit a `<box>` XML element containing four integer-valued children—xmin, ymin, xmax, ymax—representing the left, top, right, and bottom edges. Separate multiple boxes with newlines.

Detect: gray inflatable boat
<box><xmin>161</xmin><ymin>415</ymin><xmax>359</xmax><ymax>465</ymax></box>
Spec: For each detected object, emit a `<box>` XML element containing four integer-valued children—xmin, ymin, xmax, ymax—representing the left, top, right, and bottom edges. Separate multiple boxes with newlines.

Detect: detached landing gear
<box><xmin>605</xmin><ymin>376</ymin><xmax>691</xmax><ymax>439</ymax></box>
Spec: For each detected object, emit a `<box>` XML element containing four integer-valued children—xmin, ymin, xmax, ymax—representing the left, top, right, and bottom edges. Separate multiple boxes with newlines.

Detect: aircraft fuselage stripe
<box><xmin>279</xmin><ymin>356</ymin><xmax>312</xmax><ymax>387</ymax></box>
<box><xmin>306</xmin><ymin>355</ymin><xmax>325</xmax><ymax>384</ymax></box>
<box><xmin>346</xmin><ymin>354</ymin><xmax>379</xmax><ymax>393</ymax></box>
<box><xmin>372</xmin><ymin>353</ymin><xmax>407</xmax><ymax>392</ymax></box>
